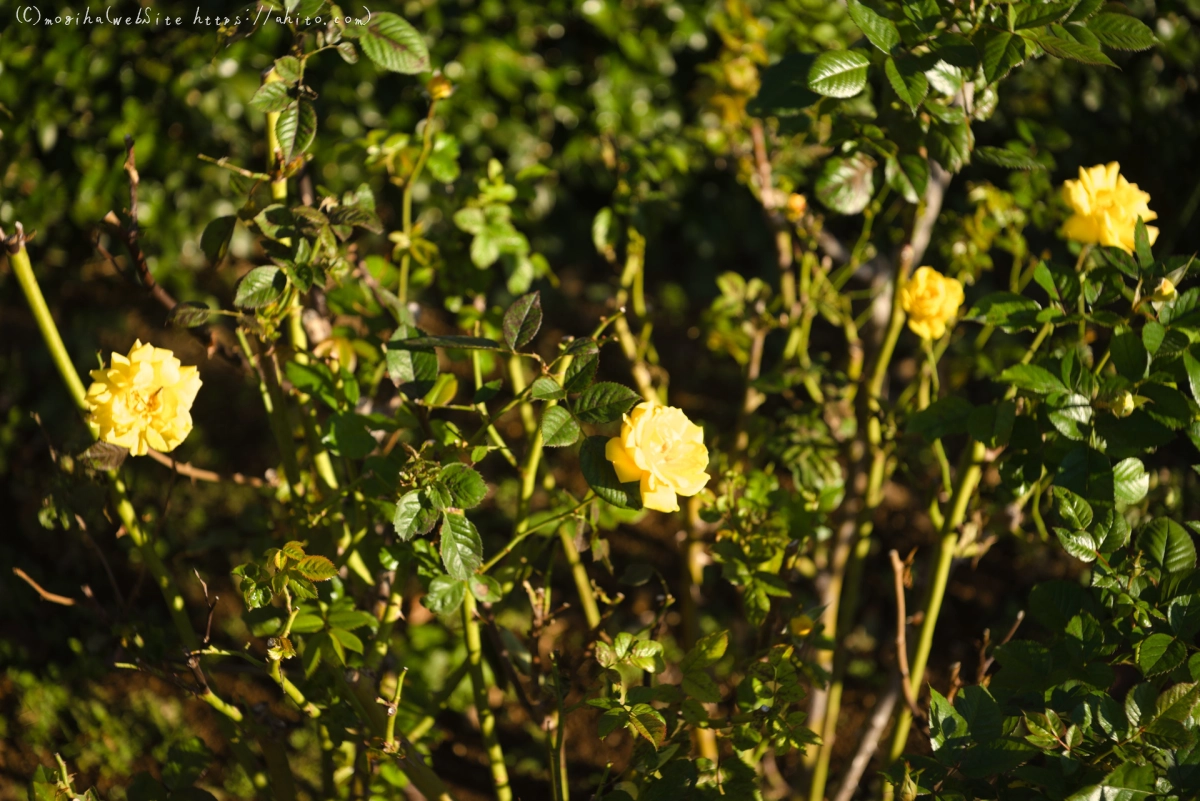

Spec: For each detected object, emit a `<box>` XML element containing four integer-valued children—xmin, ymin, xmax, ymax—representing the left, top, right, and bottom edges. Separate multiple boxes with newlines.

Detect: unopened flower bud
<box><xmin>427</xmin><ymin>73</ymin><xmax>454</xmax><ymax>101</ymax></box>
<box><xmin>1150</xmin><ymin>277</ymin><xmax>1178</xmax><ymax>304</ymax></box>
<box><xmin>1113</xmin><ymin>390</ymin><xmax>1135</xmax><ymax>418</ymax></box>
<box><xmin>786</xmin><ymin>193</ymin><xmax>808</xmax><ymax>221</ymax></box>
<box><xmin>789</xmin><ymin>614</ymin><xmax>815</xmax><ymax>637</ymax></box>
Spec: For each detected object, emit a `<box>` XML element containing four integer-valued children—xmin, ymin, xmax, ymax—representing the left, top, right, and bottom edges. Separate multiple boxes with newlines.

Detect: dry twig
<box><xmin>13</xmin><ymin>567</ymin><xmax>76</xmax><ymax>606</ymax></box>
<box><xmin>890</xmin><ymin>549</ymin><xmax>924</xmax><ymax>720</ymax></box>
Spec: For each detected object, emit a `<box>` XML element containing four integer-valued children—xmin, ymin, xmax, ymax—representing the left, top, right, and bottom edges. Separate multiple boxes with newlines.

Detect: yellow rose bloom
<box><xmin>900</xmin><ymin>266</ymin><xmax>964</xmax><ymax>340</ymax></box>
<box><xmin>85</xmin><ymin>340</ymin><xmax>202</xmax><ymax>456</ymax></box>
<box><xmin>1061</xmin><ymin>162</ymin><xmax>1158</xmax><ymax>254</ymax></box>
<box><xmin>605</xmin><ymin>401</ymin><xmax>710</xmax><ymax>513</ymax></box>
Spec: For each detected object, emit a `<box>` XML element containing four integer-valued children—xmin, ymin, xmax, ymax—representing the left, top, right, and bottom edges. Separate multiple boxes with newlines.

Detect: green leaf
<box><xmin>1093</xmin><ymin>507</ymin><xmax>1132</xmax><ymax>553</ymax></box>
<box><xmin>1140</xmin><ymin>383</ymin><xmax>1190</xmax><ymax>429</ymax></box>
<box><xmin>929</xmin><ymin>687</ymin><xmax>969</xmax><ymax>750</ymax></box>
<box><xmin>1138</xmin><ymin>633</ymin><xmax>1187</xmax><ymax>677</ymax></box>
<box><xmin>847</xmin><ymin>0</ymin><xmax>900</xmax><ymax>53</ymax></box>
<box><xmin>967</xmin><ymin>292</ymin><xmax>1042</xmax><ymax>329</ymax></box>
<box><xmin>1183</xmin><ymin>349</ymin><xmax>1200</xmax><ymax>403</ymax></box>
<box><xmin>807</xmin><ymin>49</ymin><xmax>871</xmax><ymax>99</ymax></box>
<box><xmin>503</xmin><ymin>291</ymin><xmax>542</xmax><ymax>350</ymax></box>
<box><xmin>295</xmin><ymin>554</ymin><xmax>337</xmax><ymax>581</ymax></box>
<box><xmin>360</xmin><ymin>12</ymin><xmax>430</xmax><ymax>74</ymax></box>
<box><xmin>1052</xmin><ymin>486</ymin><xmax>1093</xmax><ymax>529</ymax></box>
<box><xmin>386</xmin><ymin>324</ymin><xmax>439</xmax><ymax>394</ymax></box>
<box><xmin>285</xmin><ymin>360</ymin><xmax>339</xmax><ymax>410</ymax></box>
<box><xmin>1112</xmin><ymin>458</ymin><xmax>1148</xmax><ymax>507</ymax></box>
<box><xmin>747</xmin><ymin>53</ymin><xmax>820</xmax><ymax>121</ymax></box>
<box><xmin>330</xmin><ymin>627</ymin><xmax>364</xmax><ymax>654</ymax></box>
<box><xmin>1134</xmin><ymin>218</ymin><xmax>1154</xmax><ymax>269</ymax></box>
<box><xmin>816</xmin><ymin>152</ymin><xmax>876</xmax><ymax>215</ymax></box>
<box><xmin>563</xmin><ymin>339</ymin><xmax>600</xmax><ymax>393</ymax></box>
<box><xmin>907</xmin><ymin>396</ymin><xmax>974</xmax><ymax>441</ymax></box>
<box><xmin>469</xmin><ymin>575</ymin><xmax>503</xmax><ymax>603</ymax></box>
<box><xmin>389</xmin><ymin>334</ymin><xmax>504</xmax><ymax>351</ymax></box>
<box><xmin>1109</xmin><ymin>331</ymin><xmax>1149</xmax><ymax>380</ymax></box>
<box><xmin>1142</xmin><ymin>320</ymin><xmax>1166</xmax><ymax>355</ymax></box>
<box><xmin>1056</xmin><ymin>528</ymin><xmax>1098</xmax><ymax>562</ymax></box>
<box><xmin>681</xmin><ymin>631</ymin><xmax>728</xmax><ymax>671</ymax></box>
<box><xmin>323</xmin><ymin>413</ymin><xmax>376</xmax><ymax>459</ymax></box>
<box><xmin>1015</xmin><ymin>1</ymin><xmax>1074</xmax><ymax>29</ymax></box>
<box><xmin>682</xmin><ymin>669</ymin><xmax>721</xmax><ymax>703</ymax></box>
<box><xmin>249</xmin><ymin>81</ymin><xmax>292</xmax><ymax>113</ymax></box>
<box><xmin>329</xmin><ymin>204</ymin><xmax>384</xmax><ymax>234</ymax></box>
<box><xmin>977</xmin><ymin>29</ymin><xmax>1026</xmax><ymax>84</ymax></box>
<box><xmin>440</xmin><ymin>511</ymin><xmax>483</xmax><ymax>580</ymax></box>
<box><xmin>1140</xmin><ymin>518</ymin><xmax>1197</xmax><ymax>573</ymax></box>
<box><xmin>1087</xmin><ymin>13</ymin><xmax>1156</xmax><ymax>51</ymax></box>
<box><xmin>974</xmin><ymin>146</ymin><xmax>1045</xmax><ymax>170</ymax></box>
<box><xmin>166</xmin><ymin>301</ymin><xmax>216</xmax><ymax>329</ymax></box>
<box><xmin>272</xmin><ymin>55</ymin><xmax>302</xmax><ymax>83</ymax></box>
<box><xmin>884</xmin><ymin>57</ymin><xmax>928</xmax><ymax>114</ymax></box>
<box><xmin>579</xmin><ymin>435</ymin><xmax>642</xmax><ymax>510</ymax></box>
<box><xmin>393</xmin><ymin>491</ymin><xmax>437</xmax><ymax>541</ymax></box>
<box><xmin>999</xmin><ymin>364</ymin><xmax>1067</xmax><ymax>394</ymax></box>
<box><xmin>427</xmin><ymin>133</ymin><xmax>461</xmax><ymax>183</ymax></box>
<box><xmin>436</xmin><ymin>463</ymin><xmax>488</xmax><ymax>509</ymax></box>
<box><xmin>200</xmin><ymin>215</ymin><xmax>237</xmax><ymax>266</ymax></box>
<box><xmin>1033</xmin><ymin>34</ymin><xmax>1117</xmax><ymax>67</ymax></box>
<box><xmin>955</xmin><ymin>685</ymin><xmax>1003</xmax><ymax>742</ymax></box>
<box><xmin>574</xmin><ymin>382</ymin><xmax>641</xmax><ymax>424</ymax></box>
<box><xmin>423</xmin><ymin>576</ymin><xmax>466</xmax><ymax>615</ymax></box>
<box><xmin>234</xmin><ymin>266</ymin><xmax>287</xmax><ymax>309</ymax></box>
<box><xmin>627</xmin><ymin>703</ymin><xmax>667</xmax><ymax>746</ymax></box>
<box><xmin>927</xmin><ymin>118</ymin><xmax>972</xmax><ymax>173</ymax></box>
<box><xmin>162</xmin><ymin>736</ymin><xmax>213</xmax><ymax>790</ymax></box>
<box><xmin>884</xmin><ymin>153</ymin><xmax>928</xmax><ymax>205</ymax></box>
<box><xmin>275</xmin><ymin>99</ymin><xmax>317</xmax><ymax>161</ymax></box>
<box><xmin>541</xmin><ymin>406</ymin><xmax>581</xmax><ymax>448</ymax></box>
<box><xmin>531</xmin><ymin>376</ymin><xmax>565</xmax><ymax>401</ymax></box>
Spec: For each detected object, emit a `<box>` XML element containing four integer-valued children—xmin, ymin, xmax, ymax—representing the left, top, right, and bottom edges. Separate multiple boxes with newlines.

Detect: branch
<box><xmin>830</xmin><ymin>678</ymin><xmax>901</xmax><ymax>801</ymax></box>
<box><xmin>99</xmin><ymin>137</ymin><xmax>243</xmax><ymax>366</ymax></box>
<box><xmin>13</xmin><ymin>567</ymin><xmax>76</xmax><ymax>606</ymax></box>
<box><xmin>890</xmin><ymin>550</ymin><xmax>924</xmax><ymax>720</ymax></box>
<box><xmin>145</xmin><ymin>447</ymin><xmax>268</xmax><ymax>487</ymax></box>
<box><xmin>909</xmin><ymin>161</ymin><xmax>952</xmax><ymax>269</ymax></box>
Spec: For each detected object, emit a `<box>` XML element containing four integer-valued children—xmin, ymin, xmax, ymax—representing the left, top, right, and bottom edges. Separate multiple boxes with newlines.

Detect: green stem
<box><xmin>7</xmin><ymin>237</ymin><xmax>87</xmax><ymax>407</ymax></box>
<box><xmin>265</xmin><ymin>68</ymin><xmax>288</xmax><ymax>202</ymax></box>
<box><xmin>386</xmin><ymin>668</ymin><xmax>409</xmax><ymax>746</ymax></box>
<box><xmin>463</xmin><ymin>593</ymin><xmax>512</xmax><ymax>801</ymax></box>
<box><xmin>885</xmin><ymin>321</ymin><xmax>1055</xmax><ymax>765</ymax></box>
<box><xmin>483</xmin><ymin>494</ymin><xmax>593</xmax><ymax>573</ymax></box>
<box><xmin>236</xmin><ymin>328</ymin><xmax>302</xmax><ymax>496</ymax></box>
<box><xmin>559</xmin><ymin>526</ymin><xmax>601</xmax><ymax>629</ymax></box>
<box><xmin>399</xmin><ymin>100</ymin><xmax>439</xmax><ymax>304</ymax></box>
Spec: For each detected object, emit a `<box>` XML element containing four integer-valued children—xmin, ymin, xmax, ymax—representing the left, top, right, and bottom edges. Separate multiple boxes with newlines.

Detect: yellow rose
<box><xmin>900</xmin><ymin>266</ymin><xmax>964</xmax><ymax>340</ymax></box>
<box><xmin>1061</xmin><ymin>162</ymin><xmax>1158</xmax><ymax>254</ymax></box>
<box><xmin>85</xmin><ymin>340</ymin><xmax>202</xmax><ymax>456</ymax></box>
<box><xmin>605</xmin><ymin>401</ymin><xmax>710</xmax><ymax>513</ymax></box>
<box><xmin>1112</xmin><ymin>390</ymin><xmax>1135</xmax><ymax>419</ymax></box>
